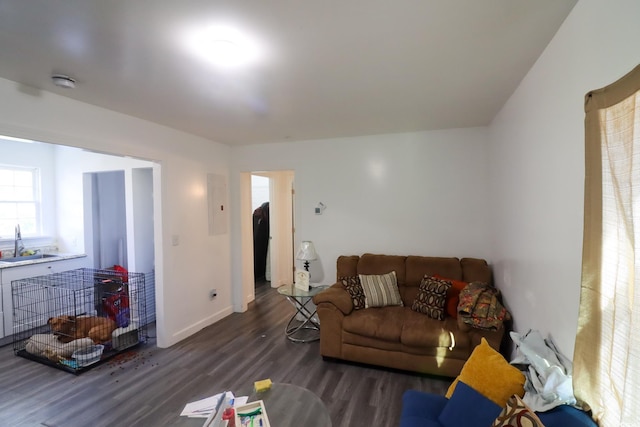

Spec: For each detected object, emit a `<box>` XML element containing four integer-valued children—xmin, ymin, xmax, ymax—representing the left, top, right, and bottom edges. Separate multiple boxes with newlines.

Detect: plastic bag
<box><xmin>510</xmin><ymin>330</ymin><xmax>577</xmax><ymax>411</ymax></box>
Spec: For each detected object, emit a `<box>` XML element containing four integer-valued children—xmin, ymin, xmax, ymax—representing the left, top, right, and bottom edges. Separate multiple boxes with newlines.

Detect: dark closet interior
<box><xmin>253</xmin><ymin>201</ymin><xmax>269</xmax><ymax>281</ymax></box>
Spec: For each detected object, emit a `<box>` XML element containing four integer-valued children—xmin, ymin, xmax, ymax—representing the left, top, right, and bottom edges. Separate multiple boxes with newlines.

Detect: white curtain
<box><xmin>575</xmin><ymin>64</ymin><xmax>640</xmax><ymax>426</ymax></box>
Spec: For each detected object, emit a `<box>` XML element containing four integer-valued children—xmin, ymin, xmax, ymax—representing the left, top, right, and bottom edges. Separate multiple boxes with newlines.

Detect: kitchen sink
<box><xmin>0</xmin><ymin>254</ymin><xmax>61</xmax><ymax>263</ymax></box>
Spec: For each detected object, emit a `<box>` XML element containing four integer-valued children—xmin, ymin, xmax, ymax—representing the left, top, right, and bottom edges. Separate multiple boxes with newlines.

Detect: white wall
<box><xmin>489</xmin><ymin>0</ymin><xmax>640</xmax><ymax>358</ymax></box>
<box><xmin>53</xmin><ymin>146</ymin><xmax>153</xmax><ymax>257</ymax></box>
<box><xmin>0</xmin><ymin>77</ymin><xmax>231</xmax><ymax>348</ymax></box>
<box><xmin>231</xmin><ymin>128</ymin><xmax>491</xmax><ymax>309</ymax></box>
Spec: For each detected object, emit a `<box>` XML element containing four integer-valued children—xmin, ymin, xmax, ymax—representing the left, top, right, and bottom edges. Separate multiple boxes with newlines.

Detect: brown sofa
<box><xmin>312</xmin><ymin>253</ymin><xmax>505</xmax><ymax>377</ymax></box>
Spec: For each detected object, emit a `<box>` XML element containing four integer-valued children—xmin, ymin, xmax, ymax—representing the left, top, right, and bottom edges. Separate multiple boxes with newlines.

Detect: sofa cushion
<box><xmin>343</xmin><ymin>307</ymin><xmax>473</xmax><ymax>355</ymax></box>
<box><xmin>405</xmin><ymin>256</ymin><xmax>463</xmax><ymax>286</ymax></box>
<box><xmin>401</xmin><ymin>314</ymin><xmax>470</xmax><ymax>351</ymax></box>
<box><xmin>438</xmin><ymin>381</ymin><xmax>502</xmax><ymax>427</ymax></box>
<box><xmin>343</xmin><ymin>306</ymin><xmax>405</xmax><ymax>342</ymax></box>
<box><xmin>357</xmin><ymin>253</ymin><xmax>407</xmax><ymax>284</ymax></box>
<box><xmin>340</xmin><ymin>276</ymin><xmax>366</xmax><ymax>310</ymax></box>
<box><xmin>411</xmin><ymin>276</ymin><xmax>451</xmax><ymax>320</ymax></box>
<box><xmin>336</xmin><ymin>255</ymin><xmax>360</xmax><ymax>278</ymax></box>
<box><xmin>359</xmin><ymin>271</ymin><xmax>403</xmax><ymax>308</ymax></box>
<box><xmin>491</xmin><ymin>395</ymin><xmax>545</xmax><ymax>427</ymax></box>
<box><xmin>460</xmin><ymin>257</ymin><xmax>492</xmax><ymax>283</ymax></box>
<box><xmin>446</xmin><ymin>338</ymin><xmax>525</xmax><ymax>407</ymax></box>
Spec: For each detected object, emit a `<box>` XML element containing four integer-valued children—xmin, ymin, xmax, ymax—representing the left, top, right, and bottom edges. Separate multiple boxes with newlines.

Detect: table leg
<box><xmin>284</xmin><ymin>296</ymin><xmax>320</xmax><ymax>342</ymax></box>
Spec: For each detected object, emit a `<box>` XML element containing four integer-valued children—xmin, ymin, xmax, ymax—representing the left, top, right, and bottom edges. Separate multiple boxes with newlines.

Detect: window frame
<box><xmin>0</xmin><ymin>164</ymin><xmax>42</xmax><ymax>239</ymax></box>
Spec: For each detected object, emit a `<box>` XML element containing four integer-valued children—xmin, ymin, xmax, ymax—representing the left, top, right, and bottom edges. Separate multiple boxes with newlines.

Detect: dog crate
<box><xmin>11</xmin><ymin>267</ymin><xmax>147</xmax><ymax>374</ymax></box>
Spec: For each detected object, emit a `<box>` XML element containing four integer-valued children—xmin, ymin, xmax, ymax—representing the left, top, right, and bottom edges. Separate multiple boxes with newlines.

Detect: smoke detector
<box><xmin>51</xmin><ymin>74</ymin><xmax>76</xmax><ymax>89</ymax></box>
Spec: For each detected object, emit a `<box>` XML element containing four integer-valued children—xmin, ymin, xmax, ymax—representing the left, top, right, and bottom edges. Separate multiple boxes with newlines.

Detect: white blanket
<box><xmin>510</xmin><ymin>330</ymin><xmax>577</xmax><ymax>411</ymax></box>
<box><xmin>25</xmin><ymin>334</ymin><xmax>94</xmax><ymax>360</ymax></box>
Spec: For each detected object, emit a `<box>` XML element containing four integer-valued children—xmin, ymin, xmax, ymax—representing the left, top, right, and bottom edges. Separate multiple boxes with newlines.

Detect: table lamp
<box><xmin>296</xmin><ymin>241</ymin><xmax>317</xmax><ymax>272</ymax></box>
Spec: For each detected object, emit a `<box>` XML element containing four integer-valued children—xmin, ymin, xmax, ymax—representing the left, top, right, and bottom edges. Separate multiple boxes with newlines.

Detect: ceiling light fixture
<box><xmin>183</xmin><ymin>23</ymin><xmax>264</xmax><ymax>69</ymax></box>
<box><xmin>209</xmin><ymin>39</ymin><xmax>241</xmax><ymax>64</ymax></box>
<box><xmin>51</xmin><ymin>74</ymin><xmax>76</xmax><ymax>89</ymax></box>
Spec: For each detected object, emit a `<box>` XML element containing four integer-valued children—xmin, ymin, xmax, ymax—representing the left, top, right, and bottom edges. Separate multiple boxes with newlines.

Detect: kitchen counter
<box><xmin>0</xmin><ymin>253</ymin><xmax>87</xmax><ymax>269</ymax></box>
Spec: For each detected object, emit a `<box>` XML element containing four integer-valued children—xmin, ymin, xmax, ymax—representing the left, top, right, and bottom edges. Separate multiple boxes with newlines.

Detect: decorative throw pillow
<box><xmin>359</xmin><ymin>271</ymin><xmax>403</xmax><ymax>308</ymax></box>
<box><xmin>433</xmin><ymin>274</ymin><xmax>468</xmax><ymax>318</ymax></box>
<box><xmin>438</xmin><ymin>381</ymin><xmax>502</xmax><ymax>427</ymax></box>
<box><xmin>411</xmin><ymin>276</ymin><xmax>451</xmax><ymax>320</ymax></box>
<box><xmin>491</xmin><ymin>395</ymin><xmax>546</xmax><ymax>427</ymax></box>
<box><xmin>339</xmin><ymin>276</ymin><xmax>366</xmax><ymax>310</ymax></box>
<box><xmin>446</xmin><ymin>337</ymin><xmax>526</xmax><ymax>407</ymax></box>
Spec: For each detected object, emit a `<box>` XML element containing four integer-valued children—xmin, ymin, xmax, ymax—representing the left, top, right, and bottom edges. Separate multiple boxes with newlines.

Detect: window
<box><xmin>0</xmin><ymin>166</ymin><xmax>40</xmax><ymax>238</ymax></box>
<box><xmin>575</xmin><ymin>64</ymin><xmax>640</xmax><ymax>426</ymax></box>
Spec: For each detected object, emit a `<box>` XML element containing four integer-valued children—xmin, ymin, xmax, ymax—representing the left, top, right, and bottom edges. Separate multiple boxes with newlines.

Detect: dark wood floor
<box><xmin>0</xmin><ymin>282</ymin><xmax>451</xmax><ymax>427</ymax></box>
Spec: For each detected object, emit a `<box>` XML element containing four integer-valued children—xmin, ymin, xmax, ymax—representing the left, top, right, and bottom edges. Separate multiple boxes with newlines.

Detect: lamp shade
<box><xmin>296</xmin><ymin>241</ymin><xmax>317</xmax><ymax>261</ymax></box>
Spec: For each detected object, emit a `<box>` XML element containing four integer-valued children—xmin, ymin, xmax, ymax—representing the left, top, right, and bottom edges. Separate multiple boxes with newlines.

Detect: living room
<box><xmin>0</xmin><ymin>1</ymin><xmax>638</xmax><ymax>425</ymax></box>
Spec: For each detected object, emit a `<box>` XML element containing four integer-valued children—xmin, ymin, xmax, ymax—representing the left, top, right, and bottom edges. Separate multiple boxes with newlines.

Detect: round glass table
<box><xmin>277</xmin><ymin>284</ymin><xmax>329</xmax><ymax>342</ymax></box>
<box><xmin>180</xmin><ymin>383</ymin><xmax>332</xmax><ymax>427</ymax></box>
<box><xmin>242</xmin><ymin>383</ymin><xmax>332</xmax><ymax>427</ymax></box>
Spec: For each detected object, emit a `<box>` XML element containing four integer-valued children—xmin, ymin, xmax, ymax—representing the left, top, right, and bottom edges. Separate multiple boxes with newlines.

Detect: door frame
<box><xmin>240</xmin><ymin>170</ymin><xmax>294</xmax><ymax>306</ymax></box>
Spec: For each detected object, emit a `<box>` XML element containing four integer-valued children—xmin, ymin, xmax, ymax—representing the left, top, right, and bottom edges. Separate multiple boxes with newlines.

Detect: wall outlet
<box><xmin>209</xmin><ymin>289</ymin><xmax>217</xmax><ymax>299</ymax></box>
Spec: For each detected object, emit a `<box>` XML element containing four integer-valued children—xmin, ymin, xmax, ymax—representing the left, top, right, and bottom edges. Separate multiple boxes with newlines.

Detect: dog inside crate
<box><xmin>14</xmin><ymin>268</ymin><xmax>145</xmax><ymax>371</ymax></box>
<box><xmin>25</xmin><ymin>314</ymin><xmax>116</xmax><ymax>368</ymax></box>
<box><xmin>48</xmin><ymin>314</ymin><xmax>117</xmax><ymax>343</ymax></box>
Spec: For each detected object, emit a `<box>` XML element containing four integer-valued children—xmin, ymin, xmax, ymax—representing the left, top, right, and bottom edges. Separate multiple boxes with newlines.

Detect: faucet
<box><xmin>14</xmin><ymin>224</ymin><xmax>24</xmax><ymax>257</ymax></box>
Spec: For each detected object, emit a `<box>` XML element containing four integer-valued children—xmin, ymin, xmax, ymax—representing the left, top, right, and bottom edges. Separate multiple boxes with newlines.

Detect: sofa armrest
<box><xmin>313</xmin><ymin>283</ymin><xmax>354</xmax><ymax>315</ymax></box>
<box><xmin>458</xmin><ymin>315</ymin><xmax>505</xmax><ymax>353</ymax></box>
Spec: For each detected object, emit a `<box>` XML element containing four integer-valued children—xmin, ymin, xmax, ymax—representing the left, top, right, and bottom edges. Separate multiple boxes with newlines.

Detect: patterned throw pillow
<box><xmin>491</xmin><ymin>395</ymin><xmax>546</xmax><ymax>427</ymax></box>
<box><xmin>340</xmin><ymin>276</ymin><xmax>366</xmax><ymax>310</ymax></box>
<box><xmin>359</xmin><ymin>271</ymin><xmax>403</xmax><ymax>308</ymax></box>
<box><xmin>411</xmin><ymin>276</ymin><xmax>451</xmax><ymax>320</ymax></box>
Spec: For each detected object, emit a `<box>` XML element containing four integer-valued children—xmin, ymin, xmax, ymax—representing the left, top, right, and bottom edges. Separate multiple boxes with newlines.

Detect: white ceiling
<box><xmin>0</xmin><ymin>1</ymin><xmax>577</xmax><ymax>146</ymax></box>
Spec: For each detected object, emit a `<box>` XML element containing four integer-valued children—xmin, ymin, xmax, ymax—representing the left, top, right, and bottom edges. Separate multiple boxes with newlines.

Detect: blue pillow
<box><xmin>399</xmin><ymin>390</ymin><xmax>449</xmax><ymax>427</ymax></box>
<box><xmin>438</xmin><ymin>381</ymin><xmax>502</xmax><ymax>427</ymax></box>
<box><xmin>537</xmin><ymin>404</ymin><xmax>597</xmax><ymax>427</ymax></box>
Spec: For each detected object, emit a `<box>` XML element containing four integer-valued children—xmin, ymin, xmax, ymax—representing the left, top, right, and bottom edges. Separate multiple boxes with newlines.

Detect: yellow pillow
<box><xmin>446</xmin><ymin>337</ymin><xmax>525</xmax><ymax>407</ymax></box>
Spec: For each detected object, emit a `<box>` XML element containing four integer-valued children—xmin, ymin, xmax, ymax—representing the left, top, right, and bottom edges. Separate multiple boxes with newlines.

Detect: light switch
<box><xmin>172</xmin><ymin>235</ymin><xmax>180</xmax><ymax>246</ymax></box>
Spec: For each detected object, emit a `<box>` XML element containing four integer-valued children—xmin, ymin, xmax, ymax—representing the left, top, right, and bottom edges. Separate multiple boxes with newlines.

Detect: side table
<box><xmin>277</xmin><ymin>284</ymin><xmax>328</xmax><ymax>342</ymax></box>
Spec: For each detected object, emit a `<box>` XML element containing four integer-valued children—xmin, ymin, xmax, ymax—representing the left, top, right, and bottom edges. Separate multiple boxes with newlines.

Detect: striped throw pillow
<box><xmin>359</xmin><ymin>271</ymin><xmax>403</xmax><ymax>308</ymax></box>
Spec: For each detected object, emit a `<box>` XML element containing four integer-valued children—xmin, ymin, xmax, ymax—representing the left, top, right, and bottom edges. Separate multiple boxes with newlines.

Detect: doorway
<box><xmin>84</xmin><ymin>170</ymin><xmax>128</xmax><ymax>269</ymax></box>
<box><xmin>83</xmin><ymin>166</ymin><xmax>157</xmax><ymax>324</ymax></box>
<box><xmin>241</xmin><ymin>170</ymin><xmax>294</xmax><ymax>306</ymax></box>
<box><xmin>251</xmin><ymin>174</ymin><xmax>271</xmax><ymax>291</ymax></box>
